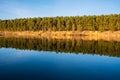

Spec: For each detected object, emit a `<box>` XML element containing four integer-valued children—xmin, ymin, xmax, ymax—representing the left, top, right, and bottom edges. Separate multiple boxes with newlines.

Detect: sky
<box><xmin>0</xmin><ymin>0</ymin><xmax>120</xmax><ymax>19</ymax></box>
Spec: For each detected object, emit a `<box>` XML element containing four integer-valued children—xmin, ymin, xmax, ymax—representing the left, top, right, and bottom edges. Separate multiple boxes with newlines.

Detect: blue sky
<box><xmin>0</xmin><ymin>0</ymin><xmax>120</xmax><ymax>19</ymax></box>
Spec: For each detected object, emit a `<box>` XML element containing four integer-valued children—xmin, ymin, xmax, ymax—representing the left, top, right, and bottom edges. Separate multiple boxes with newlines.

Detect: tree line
<box><xmin>0</xmin><ymin>37</ymin><xmax>120</xmax><ymax>57</ymax></box>
<box><xmin>0</xmin><ymin>14</ymin><xmax>120</xmax><ymax>31</ymax></box>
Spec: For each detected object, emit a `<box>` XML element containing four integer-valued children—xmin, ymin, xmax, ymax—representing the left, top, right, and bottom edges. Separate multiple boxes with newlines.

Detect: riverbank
<box><xmin>0</xmin><ymin>31</ymin><xmax>120</xmax><ymax>41</ymax></box>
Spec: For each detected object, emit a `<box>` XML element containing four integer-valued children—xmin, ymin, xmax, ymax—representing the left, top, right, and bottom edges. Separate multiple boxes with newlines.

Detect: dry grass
<box><xmin>0</xmin><ymin>31</ymin><xmax>120</xmax><ymax>41</ymax></box>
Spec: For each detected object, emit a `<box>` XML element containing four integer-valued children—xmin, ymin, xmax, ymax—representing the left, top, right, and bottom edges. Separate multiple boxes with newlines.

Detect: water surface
<box><xmin>0</xmin><ymin>37</ymin><xmax>120</xmax><ymax>80</ymax></box>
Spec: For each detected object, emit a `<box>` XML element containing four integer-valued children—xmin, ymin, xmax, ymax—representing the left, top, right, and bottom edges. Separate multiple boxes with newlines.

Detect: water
<box><xmin>0</xmin><ymin>37</ymin><xmax>120</xmax><ymax>80</ymax></box>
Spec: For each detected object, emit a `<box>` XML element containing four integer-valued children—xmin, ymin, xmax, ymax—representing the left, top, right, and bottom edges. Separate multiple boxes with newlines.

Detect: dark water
<box><xmin>0</xmin><ymin>37</ymin><xmax>120</xmax><ymax>80</ymax></box>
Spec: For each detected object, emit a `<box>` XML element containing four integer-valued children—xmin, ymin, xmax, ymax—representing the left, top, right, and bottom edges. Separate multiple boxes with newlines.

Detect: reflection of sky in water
<box><xmin>0</xmin><ymin>48</ymin><xmax>120</xmax><ymax>66</ymax></box>
<box><xmin>0</xmin><ymin>48</ymin><xmax>120</xmax><ymax>64</ymax></box>
<box><xmin>0</xmin><ymin>48</ymin><xmax>120</xmax><ymax>80</ymax></box>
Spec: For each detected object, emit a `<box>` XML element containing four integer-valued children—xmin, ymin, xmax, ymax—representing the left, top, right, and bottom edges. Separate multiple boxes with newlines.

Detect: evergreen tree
<box><xmin>0</xmin><ymin>14</ymin><xmax>120</xmax><ymax>31</ymax></box>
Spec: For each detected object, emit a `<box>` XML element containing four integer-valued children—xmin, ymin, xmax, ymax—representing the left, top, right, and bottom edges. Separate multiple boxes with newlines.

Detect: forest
<box><xmin>0</xmin><ymin>37</ymin><xmax>120</xmax><ymax>57</ymax></box>
<box><xmin>0</xmin><ymin>14</ymin><xmax>120</xmax><ymax>31</ymax></box>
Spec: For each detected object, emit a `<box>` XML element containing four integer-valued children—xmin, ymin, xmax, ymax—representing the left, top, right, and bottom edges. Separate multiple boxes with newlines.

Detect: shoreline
<box><xmin>0</xmin><ymin>31</ymin><xmax>120</xmax><ymax>41</ymax></box>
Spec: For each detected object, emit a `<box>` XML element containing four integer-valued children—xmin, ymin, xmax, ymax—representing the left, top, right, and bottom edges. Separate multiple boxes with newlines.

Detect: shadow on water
<box><xmin>0</xmin><ymin>37</ymin><xmax>120</xmax><ymax>57</ymax></box>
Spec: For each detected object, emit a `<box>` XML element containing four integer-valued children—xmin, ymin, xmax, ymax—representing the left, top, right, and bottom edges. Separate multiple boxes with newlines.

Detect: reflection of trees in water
<box><xmin>0</xmin><ymin>37</ymin><xmax>120</xmax><ymax>57</ymax></box>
